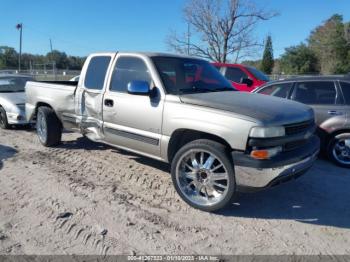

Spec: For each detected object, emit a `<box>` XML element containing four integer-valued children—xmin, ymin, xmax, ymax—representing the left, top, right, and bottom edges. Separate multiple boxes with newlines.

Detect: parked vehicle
<box><xmin>212</xmin><ymin>63</ymin><xmax>269</xmax><ymax>92</ymax></box>
<box><xmin>0</xmin><ymin>75</ymin><xmax>34</xmax><ymax>129</ymax></box>
<box><xmin>26</xmin><ymin>52</ymin><xmax>319</xmax><ymax>211</ymax></box>
<box><xmin>253</xmin><ymin>76</ymin><xmax>350</xmax><ymax>168</ymax></box>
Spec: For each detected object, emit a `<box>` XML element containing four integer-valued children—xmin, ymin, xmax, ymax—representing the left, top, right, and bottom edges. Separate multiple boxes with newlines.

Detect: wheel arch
<box><xmin>33</xmin><ymin>102</ymin><xmax>54</xmax><ymax>120</ymax></box>
<box><xmin>167</xmin><ymin>128</ymin><xmax>232</xmax><ymax>163</ymax></box>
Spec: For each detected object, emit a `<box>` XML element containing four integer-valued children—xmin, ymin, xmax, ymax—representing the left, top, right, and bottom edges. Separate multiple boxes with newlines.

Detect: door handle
<box><xmin>328</xmin><ymin>110</ymin><xmax>343</xmax><ymax>116</ymax></box>
<box><xmin>104</xmin><ymin>99</ymin><xmax>114</xmax><ymax>107</ymax></box>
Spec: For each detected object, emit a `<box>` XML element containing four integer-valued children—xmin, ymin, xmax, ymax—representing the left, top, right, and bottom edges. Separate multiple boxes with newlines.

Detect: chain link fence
<box><xmin>0</xmin><ymin>69</ymin><xmax>81</xmax><ymax>81</ymax></box>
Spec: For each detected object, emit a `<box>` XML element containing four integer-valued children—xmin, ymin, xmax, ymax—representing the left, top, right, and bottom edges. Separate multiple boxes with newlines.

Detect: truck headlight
<box><xmin>250</xmin><ymin>126</ymin><xmax>285</xmax><ymax>138</ymax></box>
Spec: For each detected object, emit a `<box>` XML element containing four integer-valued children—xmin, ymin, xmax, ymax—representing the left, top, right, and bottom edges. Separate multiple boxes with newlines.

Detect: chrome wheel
<box><xmin>37</xmin><ymin>111</ymin><xmax>47</xmax><ymax>143</ymax></box>
<box><xmin>332</xmin><ymin>139</ymin><xmax>350</xmax><ymax>165</ymax></box>
<box><xmin>175</xmin><ymin>149</ymin><xmax>230</xmax><ymax>207</ymax></box>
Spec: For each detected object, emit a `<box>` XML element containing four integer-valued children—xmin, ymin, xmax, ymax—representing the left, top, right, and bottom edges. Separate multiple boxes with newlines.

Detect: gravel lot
<box><xmin>0</xmin><ymin>127</ymin><xmax>350</xmax><ymax>255</ymax></box>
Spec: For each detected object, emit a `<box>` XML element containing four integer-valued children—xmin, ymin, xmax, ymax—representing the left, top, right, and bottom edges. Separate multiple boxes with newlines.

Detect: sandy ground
<box><xmin>0</xmin><ymin>127</ymin><xmax>350</xmax><ymax>255</ymax></box>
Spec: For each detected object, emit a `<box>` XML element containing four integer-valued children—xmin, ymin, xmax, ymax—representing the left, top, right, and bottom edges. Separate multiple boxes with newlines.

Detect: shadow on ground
<box><xmin>0</xmin><ymin>144</ymin><xmax>18</xmax><ymax>170</ymax></box>
<box><xmin>42</xmin><ymin>135</ymin><xmax>350</xmax><ymax>228</ymax></box>
<box><xmin>218</xmin><ymin>160</ymin><xmax>350</xmax><ymax>229</ymax></box>
<box><xmin>58</xmin><ymin>136</ymin><xmax>170</xmax><ymax>172</ymax></box>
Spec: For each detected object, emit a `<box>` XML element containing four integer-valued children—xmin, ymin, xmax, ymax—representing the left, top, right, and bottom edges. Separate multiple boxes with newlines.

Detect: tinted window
<box><xmin>152</xmin><ymin>57</ymin><xmax>234</xmax><ymax>94</ymax></box>
<box><xmin>292</xmin><ymin>81</ymin><xmax>337</xmax><ymax>105</ymax></box>
<box><xmin>110</xmin><ymin>56</ymin><xmax>151</xmax><ymax>92</ymax></box>
<box><xmin>225</xmin><ymin>67</ymin><xmax>247</xmax><ymax>83</ymax></box>
<box><xmin>84</xmin><ymin>56</ymin><xmax>111</xmax><ymax>90</ymax></box>
<box><xmin>340</xmin><ymin>82</ymin><xmax>350</xmax><ymax>104</ymax></box>
<box><xmin>258</xmin><ymin>82</ymin><xmax>293</xmax><ymax>98</ymax></box>
<box><xmin>246</xmin><ymin>66</ymin><xmax>270</xmax><ymax>81</ymax></box>
<box><xmin>0</xmin><ymin>77</ymin><xmax>33</xmax><ymax>93</ymax></box>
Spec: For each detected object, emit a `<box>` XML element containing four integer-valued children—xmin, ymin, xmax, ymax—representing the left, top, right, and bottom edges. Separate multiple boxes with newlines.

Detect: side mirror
<box><xmin>127</xmin><ymin>81</ymin><xmax>150</xmax><ymax>95</ymax></box>
<box><xmin>240</xmin><ymin>77</ymin><xmax>253</xmax><ymax>87</ymax></box>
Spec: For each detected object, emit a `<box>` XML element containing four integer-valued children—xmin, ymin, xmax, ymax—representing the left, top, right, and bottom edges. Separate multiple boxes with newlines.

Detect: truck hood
<box><xmin>179</xmin><ymin>91</ymin><xmax>314</xmax><ymax>126</ymax></box>
<box><xmin>0</xmin><ymin>92</ymin><xmax>25</xmax><ymax>105</ymax></box>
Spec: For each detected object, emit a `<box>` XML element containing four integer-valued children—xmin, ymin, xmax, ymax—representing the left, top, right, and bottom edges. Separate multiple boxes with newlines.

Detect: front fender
<box><xmin>163</xmin><ymin>103</ymin><xmax>257</xmax><ymax>150</ymax></box>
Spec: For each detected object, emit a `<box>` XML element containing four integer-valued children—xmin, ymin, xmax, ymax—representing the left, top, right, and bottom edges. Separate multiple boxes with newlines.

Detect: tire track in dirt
<box><xmin>0</xmin><ymin>129</ymin><xmax>212</xmax><ymax>254</ymax></box>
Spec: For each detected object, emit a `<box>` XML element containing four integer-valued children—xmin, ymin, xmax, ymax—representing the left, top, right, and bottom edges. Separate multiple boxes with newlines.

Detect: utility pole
<box><xmin>187</xmin><ymin>23</ymin><xmax>190</xmax><ymax>55</ymax></box>
<box><xmin>16</xmin><ymin>23</ymin><xmax>23</xmax><ymax>72</ymax></box>
<box><xmin>49</xmin><ymin>38</ymin><xmax>56</xmax><ymax>79</ymax></box>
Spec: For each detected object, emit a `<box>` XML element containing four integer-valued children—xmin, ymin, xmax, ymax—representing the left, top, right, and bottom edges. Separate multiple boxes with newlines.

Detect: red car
<box><xmin>212</xmin><ymin>63</ymin><xmax>270</xmax><ymax>92</ymax></box>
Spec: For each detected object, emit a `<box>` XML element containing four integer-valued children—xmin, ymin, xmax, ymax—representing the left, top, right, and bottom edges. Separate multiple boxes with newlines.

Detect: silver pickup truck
<box><xmin>26</xmin><ymin>52</ymin><xmax>320</xmax><ymax>212</ymax></box>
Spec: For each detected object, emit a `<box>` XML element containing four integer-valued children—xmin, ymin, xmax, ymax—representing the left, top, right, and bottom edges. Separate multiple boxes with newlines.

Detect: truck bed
<box><xmin>25</xmin><ymin>80</ymin><xmax>78</xmax><ymax>124</ymax></box>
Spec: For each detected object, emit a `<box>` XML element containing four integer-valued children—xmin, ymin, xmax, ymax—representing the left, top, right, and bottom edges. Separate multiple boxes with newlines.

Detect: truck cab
<box><xmin>212</xmin><ymin>63</ymin><xmax>269</xmax><ymax>92</ymax></box>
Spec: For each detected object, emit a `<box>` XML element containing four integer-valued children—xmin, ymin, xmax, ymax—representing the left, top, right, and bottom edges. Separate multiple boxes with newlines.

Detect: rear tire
<box><xmin>327</xmin><ymin>134</ymin><xmax>350</xmax><ymax>168</ymax></box>
<box><xmin>171</xmin><ymin>139</ymin><xmax>236</xmax><ymax>212</ymax></box>
<box><xmin>36</xmin><ymin>106</ymin><xmax>62</xmax><ymax>147</ymax></box>
<box><xmin>0</xmin><ymin>107</ymin><xmax>9</xmax><ymax>129</ymax></box>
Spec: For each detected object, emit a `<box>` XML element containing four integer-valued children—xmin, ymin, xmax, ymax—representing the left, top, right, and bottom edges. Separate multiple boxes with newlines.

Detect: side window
<box><xmin>258</xmin><ymin>83</ymin><xmax>293</xmax><ymax>98</ymax></box>
<box><xmin>84</xmin><ymin>56</ymin><xmax>111</xmax><ymax>90</ymax></box>
<box><xmin>292</xmin><ymin>81</ymin><xmax>337</xmax><ymax>105</ymax></box>
<box><xmin>110</xmin><ymin>56</ymin><xmax>151</xmax><ymax>93</ymax></box>
<box><xmin>340</xmin><ymin>82</ymin><xmax>350</xmax><ymax>104</ymax></box>
<box><xmin>225</xmin><ymin>67</ymin><xmax>247</xmax><ymax>83</ymax></box>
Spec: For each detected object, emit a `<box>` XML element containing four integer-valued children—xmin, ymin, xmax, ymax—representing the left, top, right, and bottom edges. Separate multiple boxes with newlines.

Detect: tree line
<box><xmin>167</xmin><ymin>0</ymin><xmax>350</xmax><ymax>75</ymax></box>
<box><xmin>246</xmin><ymin>14</ymin><xmax>350</xmax><ymax>75</ymax></box>
<box><xmin>0</xmin><ymin>46</ymin><xmax>86</xmax><ymax>71</ymax></box>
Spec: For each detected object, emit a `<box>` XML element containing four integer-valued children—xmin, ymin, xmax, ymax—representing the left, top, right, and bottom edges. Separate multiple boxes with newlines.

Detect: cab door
<box><xmin>75</xmin><ymin>54</ymin><xmax>114</xmax><ymax>140</ymax></box>
<box><xmin>102</xmin><ymin>54</ymin><xmax>164</xmax><ymax>158</ymax></box>
<box><xmin>223</xmin><ymin>66</ymin><xmax>252</xmax><ymax>92</ymax></box>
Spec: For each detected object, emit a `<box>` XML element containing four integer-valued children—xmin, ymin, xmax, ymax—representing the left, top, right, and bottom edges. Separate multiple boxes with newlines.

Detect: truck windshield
<box><xmin>246</xmin><ymin>66</ymin><xmax>270</xmax><ymax>82</ymax></box>
<box><xmin>0</xmin><ymin>77</ymin><xmax>33</xmax><ymax>93</ymax></box>
<box><xmin>152</xmin><ymin>57</ymin><xmax>235</xmax><ymax>94</ymax></box>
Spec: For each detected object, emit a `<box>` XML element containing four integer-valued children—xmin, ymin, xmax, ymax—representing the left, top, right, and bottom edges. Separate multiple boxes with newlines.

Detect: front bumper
<box><xmin>6</xmin><ymin>111</ymin><xmax>31</xmax><ymax>125</ymax></box>
<box><xmin>233</xmin><ymin>135</ymin><xmax>320</xmax><ymax>191</ymax></box>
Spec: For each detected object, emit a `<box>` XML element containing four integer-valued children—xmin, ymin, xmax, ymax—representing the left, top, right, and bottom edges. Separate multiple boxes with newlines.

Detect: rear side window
<box><xmin>258</xmin><ymin>83</ymin><xmax>293</xmax><ymax>98</ymax></box>
<box><xmin>225</xmin><ymin>67</ymin><xmax>247</xmax><ymax>83</ymax></box>
<box><xmin>110</xmin><ymin>56</ymin><xmax>151</xmax><ymax>93</ymax></box>
<box><xmin>84</xmin><ymin>56</ymin><xmax>111</xmax><ymax>90</ymax></box>
<box><xmin>340</xmin><ymin>82</ymin><xmax>350</xmax><ymax>104</ymax></box>
<box><xmin>292</xmin><ymin>81</ymin><xmax>337</xmax><ymax>105</ymax></box>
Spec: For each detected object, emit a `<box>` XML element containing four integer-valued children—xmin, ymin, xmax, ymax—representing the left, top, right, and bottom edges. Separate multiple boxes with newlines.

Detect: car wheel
<box><xmin>36</xmin><ymin>106</ymin><xmax>62</xmax><ymax>147</ymax></box>
<box><xmin>327</xmin><ymin>134</ymin><xmax>350</xmax><ymax>168</ymax></box>
<box><xmin>0</xmin><ymin>107</ymin><xmax>9</xmax><ymax>129</ymax></box>
<box><xmin>171</xmin><ymin>139</ymin><xmax>236</xmax><ymax>212</ymax></box>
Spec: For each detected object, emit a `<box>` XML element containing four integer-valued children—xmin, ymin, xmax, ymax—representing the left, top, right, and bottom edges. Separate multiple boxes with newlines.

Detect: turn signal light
<box><xmin>250</xmin><ymin>146</ymin><xmax>282</xmax><ymax>160</ymax></box>
<box><xmin>250</xmin><ymin>150</ymin><xmax>270</xmax><ymax>160</ymax></box>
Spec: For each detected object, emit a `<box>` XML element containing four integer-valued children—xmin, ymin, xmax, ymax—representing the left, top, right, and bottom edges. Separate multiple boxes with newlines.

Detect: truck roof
<box><xmin>91</xmin><ymin>51</ymin><xmax>201</xmax><ymax>60</ymax></box>
<box><xmin>267</xmin><ymin>75</ymin><xmax>350</xmax><ymax>84</ymax></box>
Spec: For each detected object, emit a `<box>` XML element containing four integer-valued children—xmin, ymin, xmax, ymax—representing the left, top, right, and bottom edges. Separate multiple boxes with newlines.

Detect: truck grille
<box><xmin>284</xmin><ymin>140</ymin><xmax>307</xmax><ymax>151</ymax></box>
<box><xmin>284</xmin><ymin>120</ymin><xmax>313</xmax><ymax>136</ymax></box>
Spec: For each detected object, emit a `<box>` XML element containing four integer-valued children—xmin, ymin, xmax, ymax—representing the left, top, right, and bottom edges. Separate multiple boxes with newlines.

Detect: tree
<box><xmin>260</xmin><ymin>35</ymin><xmax>274</xmax><ymax>74</ymax></box>
<box><xmin>279</xmin><ymin>44</ymin><xmax>319</xmax><ymax>74</ymax></box>
<box><xmin>0</xmin><ymin>46</ymin><xmax>18</xmax><ymax>69</ymax></box>
<box><xmin>308</xmin><ymin>14</ymin><xmax>350</xmax><ymax>74</ymax></box>
<box><xmin>46</xmin><ymin>50</ymin><xmax>69</xmax><ymax>69</ymax></box>
<box><xmin>167</xmin><ymin>0</ymin><xmax>277</xmax><ymax>63</ymax></box>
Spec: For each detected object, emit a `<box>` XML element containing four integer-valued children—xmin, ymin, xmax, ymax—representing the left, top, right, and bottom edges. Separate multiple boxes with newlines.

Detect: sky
<box><xmin>1</xmin><ymin>0</ymin><xmax>350</xmax><ymax>60</ymax></box>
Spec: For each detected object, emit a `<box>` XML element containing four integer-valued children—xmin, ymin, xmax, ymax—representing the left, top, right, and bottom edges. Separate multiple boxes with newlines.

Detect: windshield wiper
<box><xmin>179</xmin><ymin>87</ymin><xmax>213</xmax><ymax>94</ymax></box>
<box><xmin>212</xmin><ymin>87</ymin><xmax>234</xmax><ymax>92</ymax></box>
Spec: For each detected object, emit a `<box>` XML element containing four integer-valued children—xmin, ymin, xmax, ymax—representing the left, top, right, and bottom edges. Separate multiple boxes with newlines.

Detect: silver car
<box><xmin>253</xmin><ymin>76</ymin><xmax>350</xmax><ymax>168</ymax></box>
<box><xmin>0</xmin><ymin>75</ymin><xmax>34</xmax><ymax>129</ymax></box>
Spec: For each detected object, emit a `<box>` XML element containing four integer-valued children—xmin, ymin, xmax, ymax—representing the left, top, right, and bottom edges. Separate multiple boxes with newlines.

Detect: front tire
<box><xmin>171</xmin><ymin>139</ymin><xmax>236</xmax><ymax>212</ymax></box>
<box><xmin>0</xmin><ymin>107</ymin><xmax>9</xmax><ymax>129</ymax></box>
<box><xmin>36</xmin><ymin>106</ymin><xmax>62</xmax><ymax>147</ymax></box>
<box><xmin>327</xmin><ymin>134</ymin><xmax>350</xmax><ymax>168</ymax></box>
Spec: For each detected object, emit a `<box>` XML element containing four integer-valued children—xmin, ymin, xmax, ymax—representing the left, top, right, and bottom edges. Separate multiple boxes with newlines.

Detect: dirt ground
<box><xmin>0</xmin><ymin>127</ymin><xmax>350</xmax><ymax>255</ymax></box>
